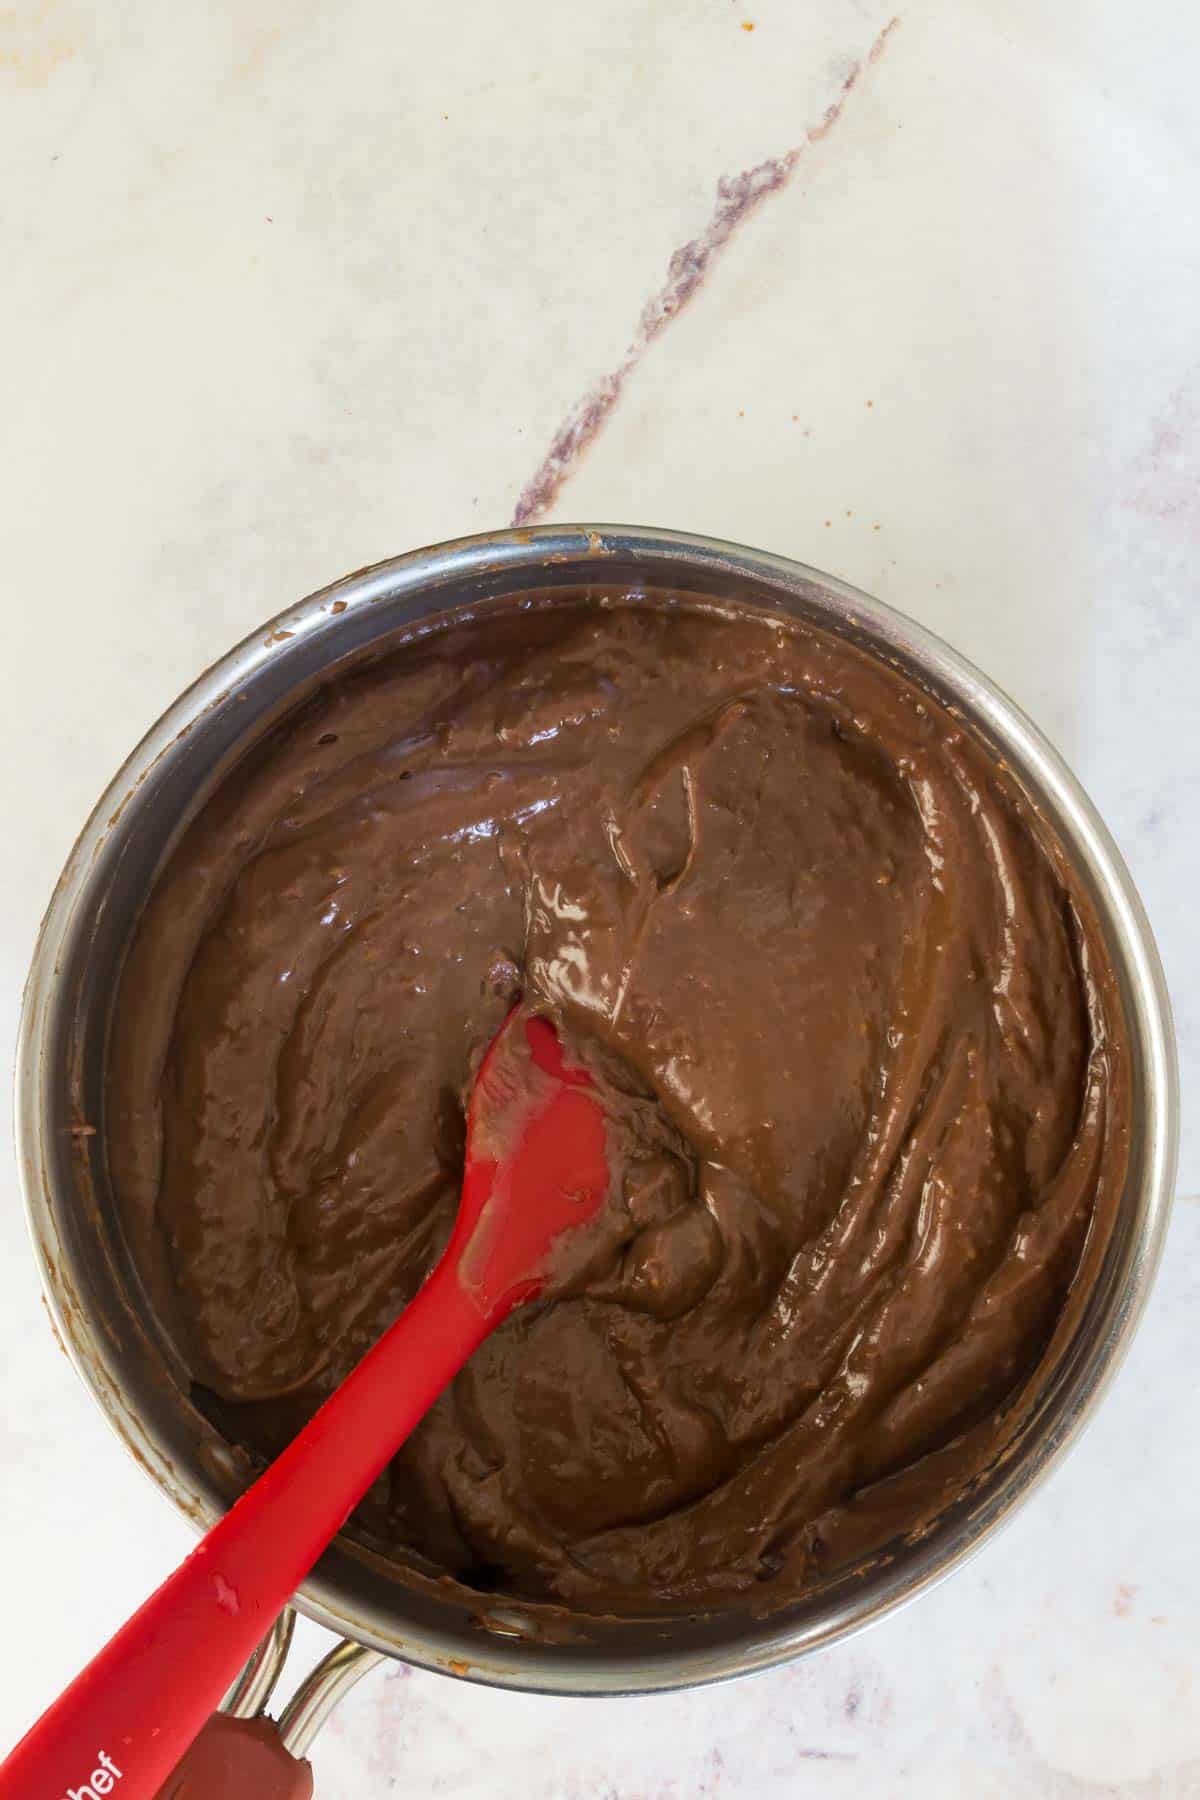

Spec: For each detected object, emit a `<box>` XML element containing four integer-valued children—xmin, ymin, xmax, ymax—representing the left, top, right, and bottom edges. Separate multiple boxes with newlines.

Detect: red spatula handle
<box><xmin>0</xmin><ymin>1259</ymin><xmax>488</xmax><ymax>1799</ymax></box>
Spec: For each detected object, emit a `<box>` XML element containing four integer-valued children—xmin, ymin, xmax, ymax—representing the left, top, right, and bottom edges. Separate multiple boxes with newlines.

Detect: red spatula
<box><xmin>0</xmin><ymin>1005</ymin><xmax>609</xmax><ymax>1800</ymax></box>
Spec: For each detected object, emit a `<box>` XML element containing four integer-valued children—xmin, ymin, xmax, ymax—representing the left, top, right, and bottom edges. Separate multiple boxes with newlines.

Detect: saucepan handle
<box><xmin>155</xmin><ymin>1611</ymin><xmax>384</xmax><ymax>1797</ymax></box>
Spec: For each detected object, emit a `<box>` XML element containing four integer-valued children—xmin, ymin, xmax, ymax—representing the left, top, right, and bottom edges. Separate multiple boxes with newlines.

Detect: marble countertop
<box><xmin>3</xmin><ymin>0</ymin><xmax>1199</xmax><ymax>1792</ymax></box>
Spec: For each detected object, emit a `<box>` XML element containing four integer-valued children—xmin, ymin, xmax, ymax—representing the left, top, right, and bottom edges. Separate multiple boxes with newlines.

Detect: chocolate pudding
<box><xmin>108</xmin><ymin>595</ymin><xmax>1130</xmax><ymax>1618</ymax></box>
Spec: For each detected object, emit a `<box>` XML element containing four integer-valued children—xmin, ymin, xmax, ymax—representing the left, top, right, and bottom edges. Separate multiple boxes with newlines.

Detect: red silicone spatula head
<box><xmin>451</xmin><ymin>1006</ymin><xmax>611</xmax><ymax>1325</ymax></box>
<box><xmin>0</xmin><ymin>1002</ymin><xmax>611</xmax><ymax>1800</ymax></box>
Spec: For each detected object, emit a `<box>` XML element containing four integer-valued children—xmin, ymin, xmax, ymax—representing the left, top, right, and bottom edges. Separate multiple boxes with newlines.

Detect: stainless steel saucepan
<box><xmin>15</xmin><ymin>526</ymin><xmax>1178</xmax><ymax>1701</ymax></box>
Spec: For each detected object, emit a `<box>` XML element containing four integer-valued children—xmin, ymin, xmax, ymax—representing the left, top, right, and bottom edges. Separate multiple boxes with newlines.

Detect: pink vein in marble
<box><xmin>511</xmin><ymin>17</ymin><xmax>900</xmax><ymax>526</ymax></box>
<box><xmin>1127</xmin><ymin>380</ymin><xmax>1200</xmax><ymax>540</ymax></box>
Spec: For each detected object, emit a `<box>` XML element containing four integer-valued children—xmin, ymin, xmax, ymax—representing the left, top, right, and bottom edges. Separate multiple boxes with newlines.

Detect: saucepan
<box><xmin>14</xmin><ymin>526</ymin><xmax>1178</xmax><ymax>1713</ymax></box>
